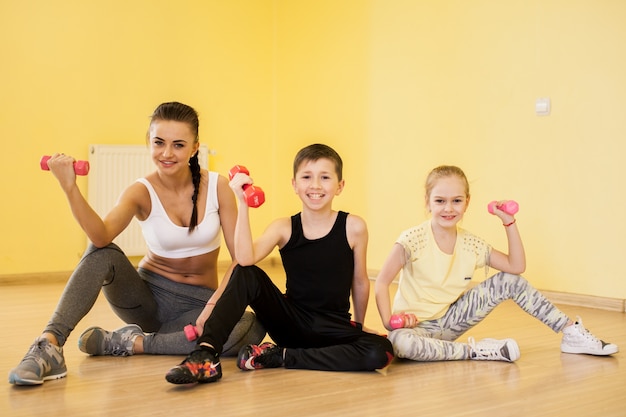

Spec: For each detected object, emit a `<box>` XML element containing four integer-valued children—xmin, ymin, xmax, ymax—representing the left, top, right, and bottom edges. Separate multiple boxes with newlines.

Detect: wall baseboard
<box><xmin>539</xmin><ymin>290</ymin><xmax>625</xmax><ymax>313</ymax></box>
<box><xmin>2</xmin><ymin>263</ymin><xmax>624</xmax><ymax>313</ymax></box>
<box><xmin>0</xmin><ymin>271</ymin><xmax>71</xmax><ymax>286</ymax></box>
<box><xmin>365</xmin><ymin>269</ymin><xmax>626</xmax><ymax>314</ymax></box>
<box><xmin>0</xmin><ymin>258</ymin><xmax>284</xmax><ymax>287</ymax></box>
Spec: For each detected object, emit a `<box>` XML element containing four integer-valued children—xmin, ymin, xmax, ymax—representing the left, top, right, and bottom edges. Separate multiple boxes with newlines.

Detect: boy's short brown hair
<box><xmin>293</xmin><ymin>144</ymin><xmax>343</xmax><ymax>181</ymax></box>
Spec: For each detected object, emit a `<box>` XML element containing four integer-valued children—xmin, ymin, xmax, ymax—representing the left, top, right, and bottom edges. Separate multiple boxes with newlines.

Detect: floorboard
<box><xmin>2</xmin><ymin>266</ymin><xmax>625</xmax><ymax>417</ymax></box>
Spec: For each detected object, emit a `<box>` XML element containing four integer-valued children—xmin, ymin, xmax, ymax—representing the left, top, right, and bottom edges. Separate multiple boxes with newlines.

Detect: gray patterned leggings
<box><xmin>388</xmin><ymin>272</ymin><xmax>570</xmax><ymax>361</ymax></box>
<box><xmin>43</xmin><ymin>243</ymin><xmax>265</xmax><ymax>356</ymax></box>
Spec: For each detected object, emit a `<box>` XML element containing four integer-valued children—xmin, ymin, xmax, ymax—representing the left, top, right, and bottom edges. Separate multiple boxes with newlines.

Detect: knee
<box><xmin>388</xmin><ymin>329</ymin><xmax>417</xmax><ymax>359</ymax></box>
<box><xmin>495</xmin><ymin>272</ymin><xmax>529</xmax><ymax>287</ymax></box>
<box><xmin>363</xmin><ymin>336</ymin><xmax>394</xmax><ymax>370</ymax></box>
<box><xmin>80</xmin><ymin>243</ymin><xmax>127</xmax><ymax>271</ymax></box>
<box><xmin>222</xmin><ymin>311</ymin><xmax>266</xmax><ymax>357</ymax></box>
<box><xmin>232</xmin><ymin>264</ymin><xmax>265</xmax><ymax>282</ymax></box>
<box><xmin>239</xmin><ymin>311</ymin><xmax>266</xmax><ymax>345</ymax></box>
<box><xmin>82</xmin><ymin>242</ymin><xmax>124</xmax><ymax>258</ymax></box>
<box><xmin>230</xmin><ymin>264</ymin><xmax>270</xmax><ymax>293</ymax></box>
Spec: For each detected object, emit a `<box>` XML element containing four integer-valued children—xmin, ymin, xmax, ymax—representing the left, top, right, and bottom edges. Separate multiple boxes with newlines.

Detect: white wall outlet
<box><xmin>535</xmin><ymin>97</ymin><xmax>551</xmax><ymax>116</ymax></box>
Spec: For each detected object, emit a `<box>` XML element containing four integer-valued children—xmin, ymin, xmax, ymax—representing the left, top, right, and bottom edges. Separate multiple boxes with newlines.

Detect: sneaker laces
<box><xmin>179</xmin><ymin>347</ymin><xmax>220</xmax><ymax>379</ymax></box>
<box><xmin>468</xmin><ymin>337</ymin><xmax>504</xmax><ymax>360</ymax></box>
<box><xmin>23</xmin><ymin>339</ymin><xmax>49</xmax><ymax>362</ymax></box>
<box><xmin>184</xmin><ymin>347</ymin><xmax>218</xmax><ymax>364</ymax></box>
<box><xmin>107</xmin><ymin>328</ymin><xmax>141</xmax><ymax>356</ymax></box>
<box><xmin>107</xmin><ymin>338</ymin><xmax>134</xmax><ymax>356</ymax></box>
<box><xmin>571</xmin><ymin>316</ymin><xmax>601</xmax><ymax>343</ymax></box>
<box><xmin>256</xmin><ymin>344</ymin><xmax>283</xmax><ymax>368</ymax></box>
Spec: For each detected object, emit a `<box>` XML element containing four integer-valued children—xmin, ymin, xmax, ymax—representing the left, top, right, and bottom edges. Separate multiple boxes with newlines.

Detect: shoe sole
<box><xmin>165</xmin><ymin>370</ymin><xmax>222</xmax><ymax>385</ymax></box>
<box><xmin>505</xmin><ymin>339</ymin><xmax>521</xmax><ymax>362</ymax></box>
<box><xmin>561</xmin><ymin>345</ymin><xmax>619</xmax><ymax>355</ymax></box>
<box><xmin>78</xmin><ymin>326</ymin><xmax>104</xmax><ymax>355</ymax></box>
<box><xmin>9</xmin><ymin>371</ymin><xmax>68</xmax><ymax>386</ymax></box>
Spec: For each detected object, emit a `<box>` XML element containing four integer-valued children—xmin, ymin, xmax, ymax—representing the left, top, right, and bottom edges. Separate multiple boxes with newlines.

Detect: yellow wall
<box><xmin>0</xmin><ymin>0</ymin><xmax>276</xmax><ymax>272</ymax></box>
<box><xmin>365</xmin><ymin>0</ymin><xmax>626</xmax><ymax>299</ymax></box>
<box><xmin>2</xmin><ymin>1</ymin><xmax>625</xmax><ymax>300</ymax></box>
<box><xmin>276</xmin><ymin>0</ymin><xmax>626</xmax><ymax>300</ymax></box>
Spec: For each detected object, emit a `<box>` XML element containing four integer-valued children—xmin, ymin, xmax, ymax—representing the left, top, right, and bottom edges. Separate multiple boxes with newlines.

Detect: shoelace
<box><xmin>24</xmin><ymin>339</ymin><xmax>48</xmax><ymax>361</ymax></box>
<box><xmin>468</xmin><ymin>337</ymin><xmax>502</xmax><ymax>359</ymax></box>
<box><xmin>183</xmin><ymin>348</ymin><xmax>219</xmax><ymax>365</ymax></box>
<box><xmin>254</xmin><ymin>343</ymin><xmax>283</xmax><ymax>367</ymax></box>
<box><xmin>573</xmin><ymin>316</ymin><xmax>600</xmax><ymax>343</ymax></box>
<box><xmin>105</xmin><ymin>338</ymin><xmax>132</xmax><ymax>356</ymax></box>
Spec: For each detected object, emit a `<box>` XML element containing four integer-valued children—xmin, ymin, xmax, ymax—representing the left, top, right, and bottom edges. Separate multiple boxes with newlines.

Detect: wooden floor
<box><xmin>2</xmin><ymin>266</ymin><xmax>625</xmax><ymax>417</ymax></box>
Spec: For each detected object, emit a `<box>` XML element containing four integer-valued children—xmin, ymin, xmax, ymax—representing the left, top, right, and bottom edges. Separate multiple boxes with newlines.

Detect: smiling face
<box><xmin>292</xmin><ymin>157</ymin><xmax>344</xmax><ymax>209</ymax></box>
<box><xmin>148</xmin><ymin>120</ymin><xmax>199</xmax><ymax>175</ymax></box>
<box><xmin>427</xmin><ymin>175</ymin><xmax>470</xmax><ymax>229</ymax></box>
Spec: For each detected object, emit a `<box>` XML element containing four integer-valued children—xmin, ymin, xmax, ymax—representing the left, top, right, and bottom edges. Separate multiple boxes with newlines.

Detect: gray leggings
<box><xmin>388</xmin><ymin>272</ymin><xmax>570</xmax><ymax>361</ymax></box>
<box><xmin>44</xmin><ymin>243</ymin><xmax>265</xmax><ymax>356</ymax></box>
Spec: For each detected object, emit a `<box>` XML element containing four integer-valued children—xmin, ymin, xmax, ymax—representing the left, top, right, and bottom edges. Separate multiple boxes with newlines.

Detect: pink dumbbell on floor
<box><xmin>184</xmin><ymin>324</ymin><xmax>198</xmax><ymax>341</ymax></box>
<box><xmin>40</xmin><ymin>155</ymin><xmax>90</xmax><ymax>176</ymax></box>
<box><xmin>487</xmin><ymin>200</ymin><xmax>519</xmax><ymax>215</ymax></box>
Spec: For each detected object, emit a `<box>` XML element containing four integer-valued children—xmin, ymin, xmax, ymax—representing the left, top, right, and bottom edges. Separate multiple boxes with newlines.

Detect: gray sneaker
<box><xmin>469</xmin><ymin>337</ymin><xmax>521</xmax><ymax>362</ymax></box>
<box><xmin>78</xmin><ymin>324</ymin><xmax>143</xmax><ymax>356</ymax></box>
<box><xmin>8</xmin><ymin>337</ymin><xmax>67</xmax><ymax>385</ymax></box>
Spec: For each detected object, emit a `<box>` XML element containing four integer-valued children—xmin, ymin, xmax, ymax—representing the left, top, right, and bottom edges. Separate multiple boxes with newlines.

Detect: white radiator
<box><xmin>87</xmin><ymin>144</ymin><xmax>209</xmax><ymax>256</ymax></box>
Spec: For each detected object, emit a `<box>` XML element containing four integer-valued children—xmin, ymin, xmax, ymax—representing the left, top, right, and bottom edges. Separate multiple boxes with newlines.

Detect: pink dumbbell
<box><xmin>40</xmin><ymin>155</ymin><xmax>90</xmax><ymax>176</ymax></box>
<box><xmin>184</xmin><ymin>324</ymin><xmax>199</xmax><ymax>341</ymax></box>
<box><xmin>389</xmin><ymin>314</ymin><xmax>406</xmax><ymax>330</ymax></box>
<box><xmin>487</xmin><ymin>200</ymin><xmax>519</xmax><ymax>215</ymax></box>
<box><xmin>229</xmin><ymin>165</ymin><xmax>265</xmax><ymax>208</ymax></box>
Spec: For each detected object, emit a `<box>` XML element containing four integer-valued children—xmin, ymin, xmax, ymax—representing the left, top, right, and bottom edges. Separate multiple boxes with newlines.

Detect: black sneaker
<box><xmin>165</xmin><ymin>346</ymin><xmax>222</xmax><ymax>384</ymax></box>
<box><xmin>237</xmin><ymin>342</ymin><xmax>284</xmax><ymax>371</ymax></box>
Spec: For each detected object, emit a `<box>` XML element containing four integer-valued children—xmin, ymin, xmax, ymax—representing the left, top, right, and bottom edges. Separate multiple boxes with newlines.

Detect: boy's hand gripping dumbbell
<box><xmin>229</xmin><ymin>165</ymin><xmax>265</xmax><ymax>208</ymax></box>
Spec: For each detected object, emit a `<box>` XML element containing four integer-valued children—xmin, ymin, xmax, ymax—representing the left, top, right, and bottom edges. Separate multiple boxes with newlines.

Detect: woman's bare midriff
<box><xmin>138</xmin><ymin>250</ymin><xmax>220</xmax><ymax>289</ymax></box>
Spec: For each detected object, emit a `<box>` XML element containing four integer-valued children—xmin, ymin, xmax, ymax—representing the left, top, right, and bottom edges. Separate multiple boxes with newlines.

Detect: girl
<box><xmin>9</xmin><ymin>102</ymin><xmax>264</xmax><ymax>386</ymax></box>
<box><xmin>375</xmin><ymin>165</ymin><xmax>617</xmax><ymax>362</ymax></box>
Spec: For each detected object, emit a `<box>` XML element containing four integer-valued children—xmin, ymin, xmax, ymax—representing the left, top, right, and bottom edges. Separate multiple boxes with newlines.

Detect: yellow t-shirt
<box><xmin>392</xmin><ymin>220</ymin><xmax>491</xmax><ymax>321</ymax></box>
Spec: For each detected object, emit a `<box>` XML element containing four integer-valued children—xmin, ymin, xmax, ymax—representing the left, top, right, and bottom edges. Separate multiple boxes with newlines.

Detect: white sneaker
<box><xmin>561</xmin><ymin>316</ymin><xmax>618</xmax><ymax>356</ymax></box>
<box><xmin>468</xmin><ymin>337</ymin><xmax>520</xmax><ymax>362</ymax></box>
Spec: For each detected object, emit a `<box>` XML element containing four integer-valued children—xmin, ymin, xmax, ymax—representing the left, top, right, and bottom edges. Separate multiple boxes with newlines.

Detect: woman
<box><xmin>9</xmin><ymin>102</ymin><xmax>264</xmax><ymax>386</ymax></box>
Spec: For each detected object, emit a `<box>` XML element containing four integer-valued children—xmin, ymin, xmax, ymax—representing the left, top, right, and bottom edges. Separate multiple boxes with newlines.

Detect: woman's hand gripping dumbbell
<box><xmin>229</xmin><ymin>165</ymin><xmax>265</xmax><ymax>208</ymax></box>
<box><xmin>40</xmin><ymin>155</ymin><xmax>90</xmax><ymax>176</ymax></box>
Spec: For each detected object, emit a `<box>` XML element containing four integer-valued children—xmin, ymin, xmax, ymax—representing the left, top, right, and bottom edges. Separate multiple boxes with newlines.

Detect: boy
<box><xmin>165</xmin><ymin>144</ymin><xmax>393</xmax><ymax>384</ymax></box>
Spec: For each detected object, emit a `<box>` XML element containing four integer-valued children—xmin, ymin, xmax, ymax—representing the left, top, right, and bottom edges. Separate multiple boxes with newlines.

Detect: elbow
<box><xmin>235</xmin><ymin>256</ymin><xmax>255</xmax><ymax>267</ymax></box>
<box><xmin>91</xmin><ymin>239</ymin><xmax>112</xmax><ymax>248</ymax></box>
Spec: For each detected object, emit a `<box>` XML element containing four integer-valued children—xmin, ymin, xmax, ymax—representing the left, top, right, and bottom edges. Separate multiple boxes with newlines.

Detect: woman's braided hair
<box><xmin>149</xmin><ymin>102</ymin><xmax>202</xmax><ymax>233</ymax></box>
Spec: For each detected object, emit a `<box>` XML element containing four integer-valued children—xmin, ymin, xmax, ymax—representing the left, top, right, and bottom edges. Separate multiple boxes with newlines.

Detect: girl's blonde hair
<box><xmin>424</xmin><ymin>165</ymin><xmax>470</xmax><ymax>205</ymax></box>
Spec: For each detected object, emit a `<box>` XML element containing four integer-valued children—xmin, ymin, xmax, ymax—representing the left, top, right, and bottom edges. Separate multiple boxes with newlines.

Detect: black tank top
<box><xmin>279</xmin><ymin>211</ymin><xmax>354</xmax><ymax>318</ymax></box>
